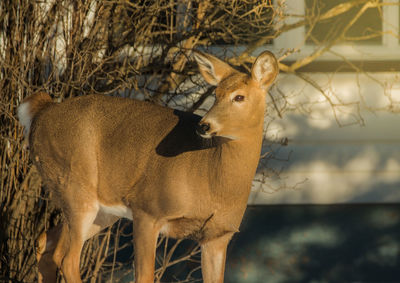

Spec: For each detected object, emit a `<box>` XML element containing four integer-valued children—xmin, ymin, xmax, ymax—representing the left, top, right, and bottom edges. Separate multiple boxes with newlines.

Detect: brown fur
<box><xmin>21</xmin><ymin>51</ymin><xmax>278</xmax><ymax>283</ymax></box>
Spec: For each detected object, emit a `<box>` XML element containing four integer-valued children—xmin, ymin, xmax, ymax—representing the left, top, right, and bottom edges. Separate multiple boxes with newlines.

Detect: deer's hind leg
<box><xmin>36</xmin><ymin>177</ymin><xmax>101</xmax><ymax>283</ymax></box>
<box><xmin>37</xmin><ymin>208</ymin><xmax>119</xmax><ymax>283</ymax></box>
<box><xmin>36</xmin><ymin>208</ymin><xmax>99</xmax><ymax>283</ymax></box>
<box><xmin>37</xmin><ymin>224</ymin><xmax>62</xmax><ymax>283</ymax></box>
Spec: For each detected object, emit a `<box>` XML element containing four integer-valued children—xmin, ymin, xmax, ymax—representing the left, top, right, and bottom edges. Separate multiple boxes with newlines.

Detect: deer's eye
<box><xmin>233</xmin><ymin>95</ymin><xmax>245</xmax><ymax>102</ymax></box>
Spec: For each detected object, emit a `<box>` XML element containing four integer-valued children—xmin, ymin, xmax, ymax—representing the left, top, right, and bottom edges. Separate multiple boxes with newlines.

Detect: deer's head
<box><xmin>194</xmin><ymin>51</ymin><xmax>278</xmax><ymax>140</ymax></box>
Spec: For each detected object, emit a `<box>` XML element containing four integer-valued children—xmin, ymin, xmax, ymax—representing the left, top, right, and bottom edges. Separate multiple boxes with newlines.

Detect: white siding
<box><xmin>250</xmin><ymin>72</ymin><xmax>400</xmax><ymax>204</ymax></box>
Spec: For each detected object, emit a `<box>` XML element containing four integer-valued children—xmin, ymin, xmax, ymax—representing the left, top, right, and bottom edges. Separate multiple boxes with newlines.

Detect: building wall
<box><xmin>248</xmin><ymin>0</ymin><xmax>400</xmax><ymax>204</ymax></box>
<box><xmin>251</xmin><ymin>72</ymin><xmax>400</xmax><ymax>204</ymax></box>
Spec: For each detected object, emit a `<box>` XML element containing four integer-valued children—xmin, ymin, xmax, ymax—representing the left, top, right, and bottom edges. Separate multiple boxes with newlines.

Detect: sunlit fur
<box><xmin>18</xmin><ymin>50</ymin><xmax>278</xmax><ymax>283</ymax></box>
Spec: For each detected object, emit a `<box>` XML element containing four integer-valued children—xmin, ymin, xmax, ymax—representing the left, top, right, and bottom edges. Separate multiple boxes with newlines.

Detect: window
<box><xmin>272</xmin><ymin>0</ymin><xmax>400</xmax><ymax>70</ymax></box>
<box><xmin>305</xmin><ymin>0</ymin><xmax>382</xmax><ymax>45</ymax></box>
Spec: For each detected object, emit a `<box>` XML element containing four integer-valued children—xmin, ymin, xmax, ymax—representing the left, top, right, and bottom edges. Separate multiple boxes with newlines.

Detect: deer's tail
<box><xmin>17</xmin><ymin>92</ymin><xmax>53</xmax><ymax>138</ymax></box>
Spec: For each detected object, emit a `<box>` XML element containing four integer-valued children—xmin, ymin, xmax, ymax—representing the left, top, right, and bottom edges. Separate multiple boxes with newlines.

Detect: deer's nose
<box><xmin>197</xmin><ymin>122</ymin><xmax>211</xmax><ymax>135</ymax></box>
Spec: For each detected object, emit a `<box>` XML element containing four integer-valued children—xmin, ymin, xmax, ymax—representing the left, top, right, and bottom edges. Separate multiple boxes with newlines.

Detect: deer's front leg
<box><xmin>133</xmin><ymin>214</ymin><xmax>160</xmax><ymax>283</ymax></box>
<box><xmin>201</xmin><ymin>233</ymin><xmax>233</xmax><ymax>283</ymax></box>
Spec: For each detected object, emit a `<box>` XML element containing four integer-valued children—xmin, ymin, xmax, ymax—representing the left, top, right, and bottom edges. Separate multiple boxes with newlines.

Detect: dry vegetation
<box><xmin>0</xmin><ymin>0</ymin><xmax>399</xmax><ymax>282</ymax></box>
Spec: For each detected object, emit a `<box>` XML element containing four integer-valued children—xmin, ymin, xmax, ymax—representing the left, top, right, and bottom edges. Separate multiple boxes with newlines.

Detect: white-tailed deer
<box><xmin>17</xmin><ymin>50</ymin><xmax>278</xmax><ymax>283</ymax></box>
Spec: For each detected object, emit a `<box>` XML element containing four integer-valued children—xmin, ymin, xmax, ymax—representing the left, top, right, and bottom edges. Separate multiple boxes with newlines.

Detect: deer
<box><xmin>17</xmin><ymin>50</ymin><xmax>278</xmax><ymax>283</ymax></box>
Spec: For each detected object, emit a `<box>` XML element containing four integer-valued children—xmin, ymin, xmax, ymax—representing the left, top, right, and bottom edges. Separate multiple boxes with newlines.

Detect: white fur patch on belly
<box><xmin>160</xmin><ymin>223</ymin><xmax>170</xmax><ymax>236</ymax></box>
<box><xmin>99</xmin><ymin>203</ymin><xmax>133</xmax><ymax>220</ymax></box>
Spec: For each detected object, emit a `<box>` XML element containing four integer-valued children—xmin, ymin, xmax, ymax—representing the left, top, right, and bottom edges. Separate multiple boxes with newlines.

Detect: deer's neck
<box><xmin>208</xmin><ymin>126</ymin><xmax>263</xmax><ymax>202</ymax></box>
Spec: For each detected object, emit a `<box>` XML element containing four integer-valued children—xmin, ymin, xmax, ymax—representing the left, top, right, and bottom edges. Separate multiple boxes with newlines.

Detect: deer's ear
<box><xmin>193</xmin><ymin>51</ymin><xmax>236</xmax><ymax>86</ymax></box>
<box><xmin>251</xmin><ymin>51</ymin><xmax>279</xmax><ymax>90</ymax></box>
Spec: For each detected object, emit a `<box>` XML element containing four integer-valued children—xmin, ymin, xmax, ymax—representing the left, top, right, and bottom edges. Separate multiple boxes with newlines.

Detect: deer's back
<box><xmin>30</xmin><ymin>95</ymin><xmax>215</xmax><ymax>207</ymax></box>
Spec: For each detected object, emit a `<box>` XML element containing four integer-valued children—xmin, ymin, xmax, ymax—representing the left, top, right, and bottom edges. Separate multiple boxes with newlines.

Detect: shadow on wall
<box><xmin>252</xmin><ymin>110</ymin><xmax>400</xmax><ymax>204</ymax></box>
<box><xmin>225</xmin><ymin>205</ymin><xmax>400</xmax><ymax>283</ymax></box>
